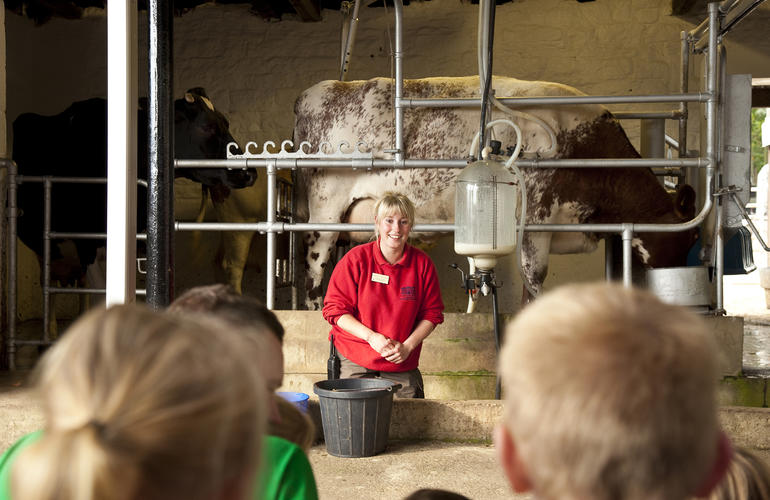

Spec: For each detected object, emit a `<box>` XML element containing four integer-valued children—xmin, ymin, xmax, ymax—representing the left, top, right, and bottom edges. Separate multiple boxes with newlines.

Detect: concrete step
<box><xmin>276</xmin><ymin>311</ymin><xmax>746</xmax><ymax>400</ymax></box>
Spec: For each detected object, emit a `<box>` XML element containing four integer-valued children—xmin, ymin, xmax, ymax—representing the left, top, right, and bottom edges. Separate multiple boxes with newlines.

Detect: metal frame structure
<box><xmin>3</xmin><ymin>0</ymin><xmax>763</xmax><ymax>369</ymax></box>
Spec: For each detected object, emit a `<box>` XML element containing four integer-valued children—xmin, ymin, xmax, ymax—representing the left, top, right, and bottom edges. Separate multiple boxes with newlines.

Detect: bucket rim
<box><xmin>313</xmin><ymin>378</ymin><xmax>402</xmax><ymax>399</ymax></box>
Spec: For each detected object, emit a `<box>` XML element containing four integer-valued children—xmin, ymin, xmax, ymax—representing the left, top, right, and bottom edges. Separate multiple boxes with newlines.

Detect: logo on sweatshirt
<box><xmin>400</xmin><ymin>286</ymin><xmax>416</xmax><ymax>301</ymax></box>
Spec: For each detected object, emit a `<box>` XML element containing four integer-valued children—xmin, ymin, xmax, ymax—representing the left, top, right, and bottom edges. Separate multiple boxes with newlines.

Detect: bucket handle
<box><xmin>331</xmin><ymin>383</ymin><xmax>402</xmax><ymax>393</ymax></box>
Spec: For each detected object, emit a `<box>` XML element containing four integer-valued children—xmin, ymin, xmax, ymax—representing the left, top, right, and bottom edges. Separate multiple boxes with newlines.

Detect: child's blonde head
<box><xmin>12</xmin><ymin>304</ymin><xmax>266</xmax><ymax>500</ymax></box>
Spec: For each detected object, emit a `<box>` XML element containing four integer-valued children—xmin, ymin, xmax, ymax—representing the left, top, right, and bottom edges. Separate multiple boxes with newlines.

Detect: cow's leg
<box><xmin>519</xmin><ymin>232</ymin><xmax>552</xmax><ymax>304</ymax></box>
<box><xmin>219</xmin><ymin>231</ymin><xmax>254</xmax><ymax>294</ymax></box>
<box><xmin>304</xmin><ymin>230</ymin><xmax>339</xmax><ymax>310</ymax></box>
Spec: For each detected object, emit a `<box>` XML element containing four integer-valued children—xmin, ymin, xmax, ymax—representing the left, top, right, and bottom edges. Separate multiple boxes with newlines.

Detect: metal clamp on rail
<box><xmin>716</xmin><ymin>185</ymin><xmax>770</xmax><ymax>252</ymax></box>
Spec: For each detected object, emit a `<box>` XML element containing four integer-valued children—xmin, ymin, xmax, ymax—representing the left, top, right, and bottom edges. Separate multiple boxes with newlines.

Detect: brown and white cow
<box><xmin>294</xmin><ymin>76</ymin><xmax>697</xmax><ymax>310</ymax></box>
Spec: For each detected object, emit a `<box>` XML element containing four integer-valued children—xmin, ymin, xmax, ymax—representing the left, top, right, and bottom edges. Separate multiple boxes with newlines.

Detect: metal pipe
<box><xmin>727</xmin><ymin>191</ymin><xmax>770</xmax><ymax>251</ymax></box>
<box><xmin>665</xmin><ymin>135</ymin><xmax>680</xmax><ymax>150</ymax></box>
<box><xmin>18</xmin><ymin>176</ymin><xmax>109</xmax><ymax>184</ymax></box>
<box><xmin>48</xmin><ymin>287</ymin><xmax>147</xmax><ymax>296</ymax></box>
<box><xmin>266</xmin><ymin>161</ymin><xmax>277</xmax><ymax>309</ymax></box>
<box><xmin>477</xmin><ymin>0</ymin><xmax>495</xmax><ymax>157</ymax></box>
<box><xmin>707</xmin><ymin>2</ymin><xmax>722</xmax><ymax>312</ymax></box>
<box><xmin>679</xmin><ymin>30</ymin><xmax>689</xmax><ymax>160</ymax></box>
<box><xmin>491</xmin><ymin>279</ymin><xmax>500</xmax><ymax>400</ymax></box>
<box><xmin>720</xmin><ymin>0</ymin><xmax>766</xmax><ymax>37</ymax></box>
<box><xmin>6</xmin><ymin>160</ymin><xmax>18</xmax><ymax>370</ymax></box>
<box><xmin>715</xmin><ymin>193</ymin><xmax>725</xmax><ymax>312</ymax></box>
<box><xmin>614</xmin><ymin>111</ymin><xmax>682</xmax><ymax>120</ymax></box>
<box><xmin>689</xmin><ymin>18</ymin><xmax>709</xmax><ymax>41</ymax></box>
<box><xmin>339</xmin><ymin>0</ymin><xmax>361</xmax><ymax>81</ymax></box>
<box><xmin>177</xmin><ymin>157</ymin><xmax>707</xmax><ymax>170</ymax></box>
<box><xmin>622</xmin><ymin>224</ymin><xmax>633</xmax><ymax>287</ymax></box>
<box><xmin>147</xmin><ymin>0</ymin><xmax>174</xmax><ymax>308</ymax></box>
<box><xmin>14</xmin><ymin>340</ymin><xmax>52</xmax><ymax>346</ymax></box>
<box><xmin>176</xmin><ymin>222</ymin><xmax>453</xmax><ymax>232</ymax></box>
<box><xmin>393</xmin><ymin>0</ymin><xmax>404</xmax><ymax>165</ymax></box>
<box><xmin>641</xmin><ymin>119</ymin><xmax>666</xmax><ymax>159</ymax></box>
<box><xmin>42</xmin><ymin>178</ymin><xmax>52</xmax><ymax>342</ymax></box>
<box><xmin>720</xmin><ymin>0</ymin><xmax>742</xmax><ymax>13</ymax></box>
<box><xmin>17</xmin><ymin>176</ymin><xmax>147</xmax><ymax>188</ymax></box>
<box><xmin>175</xmin><ymin>198</ymin><xmax>716</xmax><ymax>235</ymax></box>
<box><xmin>49</xmin><ymin>232</ymin><xmax>148</xmax><ymax>241</ymax></box>
<box><xmin>49</xmin><ymin>287</ymin><xmax>108</xmax><ymax>294</ymax></box>
<box><xmin>401</xmin><ymin>93</ymin><xmax>708</xmax><ymax>108</ymax></box>
<box><xmin>604</xmin><ymin>235</ymin><xmax>614</xmax><ymax>281</ymax></box>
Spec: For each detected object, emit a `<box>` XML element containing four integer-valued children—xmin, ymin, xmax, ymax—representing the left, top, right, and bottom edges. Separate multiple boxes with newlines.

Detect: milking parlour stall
<box><xmin>2</xmin><ymin>1</ymin><xmax>770</xmax><ymax>497</ymax></box>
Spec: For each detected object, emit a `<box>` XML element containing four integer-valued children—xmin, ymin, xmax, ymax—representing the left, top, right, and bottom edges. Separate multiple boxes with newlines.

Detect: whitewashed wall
<box><xmin>5</xmin><ymin>0</ymin><xmax>770</xmax><ymax>319</ymax></box>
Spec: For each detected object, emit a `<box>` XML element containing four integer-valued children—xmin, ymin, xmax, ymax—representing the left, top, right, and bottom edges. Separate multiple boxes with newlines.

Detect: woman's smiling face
<box><xmin>376</xmin><ymin>211</ymin><xmax>412</xmax><ymax>253</ymax></box>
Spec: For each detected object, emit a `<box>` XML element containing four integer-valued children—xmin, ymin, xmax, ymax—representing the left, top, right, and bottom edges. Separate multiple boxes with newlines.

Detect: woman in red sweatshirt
<box><xmin>322</xmin><ymin>191</ymin><xmax>444</xmax><ymax>398</ymax></box>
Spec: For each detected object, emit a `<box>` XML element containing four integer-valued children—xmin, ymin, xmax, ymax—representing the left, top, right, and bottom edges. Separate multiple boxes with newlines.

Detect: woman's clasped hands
<box><xmin>367</xmin><ymin>331</ymin><xmax>412</xmax><ymax>364</ymax></box>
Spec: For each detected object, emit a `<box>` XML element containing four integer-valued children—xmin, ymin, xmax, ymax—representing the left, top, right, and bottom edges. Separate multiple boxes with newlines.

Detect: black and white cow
<box><xmin>12</xmin><ymin>87</ymin><xmax>256</xmax><ymax>287</ymax></box>
<box><xmin>294</xmin><ymin>76</ymin><xmax>698</xmax><ymax>309</ymax></box>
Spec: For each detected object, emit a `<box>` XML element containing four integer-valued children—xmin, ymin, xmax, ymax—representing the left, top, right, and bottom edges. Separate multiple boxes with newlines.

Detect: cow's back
<box><xmin>293</xmin><ymin>76</ymin><xmax>646</xmax><ymax>224</ymax></box>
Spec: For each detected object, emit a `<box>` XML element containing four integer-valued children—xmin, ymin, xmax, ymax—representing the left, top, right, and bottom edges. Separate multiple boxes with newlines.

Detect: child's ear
<box><xmin>693</xmin><ymin>431</ymin><xmax>733</xmax><ymax>497</ymax></box>
<box><xmin>494</xmin><ymin>424</ymin><xmax>533</xmax><ymax>493</ymax></box>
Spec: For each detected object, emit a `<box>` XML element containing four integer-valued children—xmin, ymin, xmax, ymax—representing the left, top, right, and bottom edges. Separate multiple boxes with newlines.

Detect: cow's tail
<box><xmin>191</xmin><ymin>185</ymin><xmax>210</xmax><ymax>248</ymax></box>
<box><xmin>293</xmin><ymin>169</ymin><xmax>309</xmax><ymax>223</ymax></box>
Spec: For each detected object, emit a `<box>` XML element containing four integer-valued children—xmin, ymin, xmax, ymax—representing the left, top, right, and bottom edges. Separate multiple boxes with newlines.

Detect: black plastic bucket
<box><xmin>313</xmin><ymin>378</ymin><xmax>401</xmax><ymax>458</ymax></box>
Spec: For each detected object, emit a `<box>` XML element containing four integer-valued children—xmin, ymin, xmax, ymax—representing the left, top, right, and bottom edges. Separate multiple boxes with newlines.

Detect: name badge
<box><xmin>371</xmin><ymin>273</ymin><xmax>390</xmax><ymax>285</ymax></box>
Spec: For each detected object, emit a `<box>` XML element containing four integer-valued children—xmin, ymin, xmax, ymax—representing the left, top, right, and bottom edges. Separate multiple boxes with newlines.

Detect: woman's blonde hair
<box><xmin>11</xmin><ymin>304</ymin><xmax>266</xmax><ymax>500</ymax></box>
<box><xmin>373</xmin><ymin>191</ymin><xmax>416</xmax><ymax>238</ymax></box>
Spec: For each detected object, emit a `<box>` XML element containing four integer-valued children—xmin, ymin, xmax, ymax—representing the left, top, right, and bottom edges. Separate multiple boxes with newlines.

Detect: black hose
<box><xmin>492</xmin><ymin>279</ymin><xmax>501</xmax><ymax>400</ymax></box>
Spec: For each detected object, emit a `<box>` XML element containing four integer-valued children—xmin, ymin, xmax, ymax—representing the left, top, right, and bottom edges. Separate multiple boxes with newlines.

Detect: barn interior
<box><xmin>1</xmin><ymin>1</ymin><xmax>770</xmax><ymax>496</ymax></box>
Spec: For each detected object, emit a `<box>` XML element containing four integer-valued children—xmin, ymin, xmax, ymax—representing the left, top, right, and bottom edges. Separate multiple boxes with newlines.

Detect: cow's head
<box><xmin>173</xmin><ymin>87</ymin><xmax>256</xmax><ymax>191</ymax></box>
<box><xmin>636</xmin><ymin>184</ymin><xmax>700</xmax><ymax>268</ymax></box>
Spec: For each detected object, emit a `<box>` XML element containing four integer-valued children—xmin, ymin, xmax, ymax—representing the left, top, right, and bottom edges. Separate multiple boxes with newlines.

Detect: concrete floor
<box><xmin>308</xmin><ymin>441</ymin><xmax>528</xmax><ymax>500</ymax></box>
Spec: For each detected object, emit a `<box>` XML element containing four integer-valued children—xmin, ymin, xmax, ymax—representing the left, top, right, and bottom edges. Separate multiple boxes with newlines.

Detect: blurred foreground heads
<box><xmin>496</xmin><ymin>282</ymin><xmax>730</xmax><ymax>500</ymax></box>
<box><xmin>11</xmin><ymin>304</ymin><xmax>266</xmax><ymax>500</ymax></box>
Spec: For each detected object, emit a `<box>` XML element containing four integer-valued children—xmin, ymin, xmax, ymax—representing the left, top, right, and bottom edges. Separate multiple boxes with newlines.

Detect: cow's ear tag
<box><xmin>371</xmin><ymin>273</ymin><xmax>390</xmax><ymax>284</ymax></box>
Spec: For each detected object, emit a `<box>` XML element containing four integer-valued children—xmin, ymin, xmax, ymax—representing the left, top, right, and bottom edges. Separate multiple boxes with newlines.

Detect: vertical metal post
<box><xmin>679</xmin><ymin>31</ymin><xmax>689</xmax><ymax>161</ymax></box>
<box><xmin>641</xmin><ymin>119</ymin><xmax>666</xmax><ymax>160</ymax></box>
<box><xmin>707</xmin><ymin>2</ymin><xmax>722</xmax><ymax>310</ymax></box>
<box><xmin>146</xmin><ymin>0</ymin><xmax>174</xmax><ymax>308</ymax></box>
<box><xmin>290</xmin><ymin>169</ymin><xmax>299</xmax><ymax>310</ymax></box>
<box><xmin>42</xmin><ymin>178</ymin><xmax>52</xmax><ymax>342</ymax></box>
<box><xmin>622</xmin><ymin>224</ymin><xmax>634</xmax><ymax>288</ymax></box>
<box><xmin>604</xmin><ymin>236</ymin><xmax>614</xmax><ymax>282</ymax></box>
<box><xmin>393</xmin><ymin>0</ymin><xmax>404</xmax><ymax>165</ymax></box>
<box><xmin>339</xmin><ymin>0</ymin><xmax>361</xmax><ymax>81</ymax></box>
<box><xmin>715</xmin><ymin>195</ymin><xmax>725</xmax><ymax>312</ymax></box>
<box><xmin>7</xmin><ymin>161</ymin><xmax>18</xmax><ymax>370</ymax></box>
<box><xmin>106</xmin><ymin>0</ymin><xmax>138</xmax><ymax>306</ymax></box>
<box><xmin>491</xmin><ymin>279</ymin><xmax>501</xmax><ymax>400</ymax></box>
<box><xmin>478</xmin><ymin>0</ymin><xmax>495</xmax><ymax>156</ymax></box>
<box><xmin>266</xmin><ymin>160</ymin><xmax>277</xmax><ymax>309</ymax></box>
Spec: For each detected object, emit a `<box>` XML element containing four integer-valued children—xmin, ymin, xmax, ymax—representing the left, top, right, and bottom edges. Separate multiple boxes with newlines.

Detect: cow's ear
<box><xmin>674</xmin><ymin>184</ymin><xmax>697</xmax><ymax>220</ymax></box>
<box><xmin>175</xmin><ymin>97</ymin><xmax>196</xmax><ymax>123</ymax></box>
<box><xmin>186</xmin><ymin>87</ymin><xmax>209</xmax><ymax>99</ymax></box>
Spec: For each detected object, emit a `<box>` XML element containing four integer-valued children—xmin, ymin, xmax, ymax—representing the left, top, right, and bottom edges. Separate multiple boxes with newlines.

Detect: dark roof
<box><xmin>4</xmin><ymin>0</ymin><xmax>438</xmax><ymax>24</ymax></box>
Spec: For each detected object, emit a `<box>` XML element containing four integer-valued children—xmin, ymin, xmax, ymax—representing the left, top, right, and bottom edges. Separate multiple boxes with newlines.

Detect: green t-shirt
<box><xmin>259</xmin><ymin>435</ymin><xmax>319</xmax><ymax>500</ymax></box>
<box><xmin>0</xmin><ymin>432</ymin><xmax>318</xmax><ymax>500</ymax></box>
